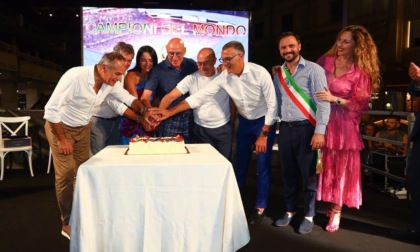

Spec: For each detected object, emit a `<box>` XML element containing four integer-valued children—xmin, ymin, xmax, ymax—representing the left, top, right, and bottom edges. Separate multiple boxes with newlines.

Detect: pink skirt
<box><xmin>317</xmin><ymin>148</ymin><xmax>362</xmax><ymax>209</ymax></box>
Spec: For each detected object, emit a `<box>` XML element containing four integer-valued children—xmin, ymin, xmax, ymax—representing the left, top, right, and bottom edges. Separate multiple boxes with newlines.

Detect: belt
<box><xmin>62</xmin><ymin>123</ymin><xmax>87</xmax><ymax>129</ymax></box>
<box><xmin>280</xmin><ymin>120</ymin><xmax>311</xmax><ymax>127</ymax></box>
<box><xmin>93</xmin><ymin>116</ymin><xmax>118</xmax><ymax>121</ymax></box>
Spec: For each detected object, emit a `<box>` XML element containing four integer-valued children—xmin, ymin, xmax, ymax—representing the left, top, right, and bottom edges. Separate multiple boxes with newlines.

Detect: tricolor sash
<box><xmin>277</xmin><ymin>67</ymin><xmax>317</xmax><ymax>126</ymax></box>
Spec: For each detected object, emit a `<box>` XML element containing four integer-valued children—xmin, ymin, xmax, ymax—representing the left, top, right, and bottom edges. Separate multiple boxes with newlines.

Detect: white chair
<box><xmin>273</xmin><ymin>118</ymin><xmax>280</xmax><ymax>151</ymax></box>
<box><xmin>0</xmin><ymin>116</ymin><xmax>34</xmax><ymax>180</ymax></box>
<box><xmin>47</xmin><ymin>147</ymin><xmax>52</xmax><ymax>174</ymax></box>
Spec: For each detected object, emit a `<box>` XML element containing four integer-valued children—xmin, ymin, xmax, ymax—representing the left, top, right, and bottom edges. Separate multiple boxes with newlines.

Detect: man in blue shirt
<box><xmin>272</xmin><ymin>32</ymin><xmax>330</xmax><ymax>234</ymax></box>
<box><xmin>141</xmin><ymin>38</ymin><xmax>198</xmax><ymax>143</ymax></box>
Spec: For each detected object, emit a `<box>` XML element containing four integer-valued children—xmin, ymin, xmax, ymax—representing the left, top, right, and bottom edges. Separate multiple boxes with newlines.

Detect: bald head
<box><xmin>167</xmin><ymin>38</ymin><xmax>185</xmax><ymax>49</ymax></box>
<box><xmin>197</xmin><ymin>48</ymin><xmax>216</xmax><ymax>77</ymax></box>
<box><xmin>166</xmin><ymin>38</ymin><xmax>186</xmax><ymax>69</ymax></box>
<box><xmin>198</xmin><ymin>48</ymin><xmax>215</xmax><ymax>58</ymax></box>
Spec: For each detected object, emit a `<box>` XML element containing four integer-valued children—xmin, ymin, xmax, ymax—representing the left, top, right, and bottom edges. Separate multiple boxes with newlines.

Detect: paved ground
<box><xmin>0</xmin><ymin>154</ymin><xmax>419</xmax><ymax>252</ymax></box>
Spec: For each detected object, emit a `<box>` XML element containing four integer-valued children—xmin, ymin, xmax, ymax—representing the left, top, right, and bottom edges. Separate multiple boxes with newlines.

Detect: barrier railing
<box><xmin>361</xmin><ymin>110</ymin><xmax>415</xmax><ymax>191</ymax></box>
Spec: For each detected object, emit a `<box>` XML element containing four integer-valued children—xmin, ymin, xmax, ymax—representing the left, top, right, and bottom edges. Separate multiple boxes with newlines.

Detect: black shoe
<box><xmin>273</xmin><ymin>213</ymin><xmax>293</xmax><ymax>227</ymax></box>
<box><xmin>391</xmin><ymin>228</ymin><xmax>420</xmax><ymax>242</ymax></box>
<box><xmin>298</xmin><ymin>218</ymin><xmax>314</xmax><ymax>234</ymax></box>
<box><xmin>248</xmin><ymin>209</ymin><xmax>265</xmax><ymax>225</ymax></box>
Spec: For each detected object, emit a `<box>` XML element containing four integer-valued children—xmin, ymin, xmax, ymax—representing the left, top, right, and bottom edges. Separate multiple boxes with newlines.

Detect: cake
<box><xmin>127</xmin><ymin>134</ymin><xmax>187</xmax><ymax>155</ymax></box>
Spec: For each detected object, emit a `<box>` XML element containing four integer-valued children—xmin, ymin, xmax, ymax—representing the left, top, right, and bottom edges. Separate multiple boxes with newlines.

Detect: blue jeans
<box><xmin>235</xmin><ymin>115</ymin><xmax>276</xmax><ymax>209</ymax></box>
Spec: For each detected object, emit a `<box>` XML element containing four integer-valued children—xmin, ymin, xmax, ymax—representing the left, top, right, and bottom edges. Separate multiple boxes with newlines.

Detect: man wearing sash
<box><xmin>272</xmin><ymin>32</ymin><xmax>330</xmax><ymax>234</ymax></box>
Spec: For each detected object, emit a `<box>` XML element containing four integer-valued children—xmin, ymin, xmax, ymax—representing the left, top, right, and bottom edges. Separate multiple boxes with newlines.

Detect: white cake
<box><xmin>127</xmin><ymin>135</ymin><xmax>187</xmax><ymax>155</ymax></box>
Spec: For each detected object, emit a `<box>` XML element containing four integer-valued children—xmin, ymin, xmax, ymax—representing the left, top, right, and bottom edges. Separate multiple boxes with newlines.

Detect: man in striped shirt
<box><xmin>272</xmin><ymin>32</ymin><xmax>330</xmax><ymax>234</ymax></box>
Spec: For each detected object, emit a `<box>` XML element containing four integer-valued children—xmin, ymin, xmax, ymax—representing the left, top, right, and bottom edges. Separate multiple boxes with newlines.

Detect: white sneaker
<box><xmin>395</xmin><ymin>188</ymin><xmax>407</xmax><ymax>195</ymax></box>
<box><xmin>386</xmin><ymin>187</ymin><xmax>395</xmax><ymax>194</ymax></box>
<box><xmin>61</xmin><ymin>226</ymin><xmax>71</xmax><ymax>240</ymax></box>
<box><xmin>61</xmin><ymin>230</ymin><xmax>70</xmax><ymax>240</ymax></box>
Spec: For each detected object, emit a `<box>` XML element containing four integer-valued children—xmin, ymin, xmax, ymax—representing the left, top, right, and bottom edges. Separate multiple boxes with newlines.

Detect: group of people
<box><xmin>43</xmin><ymin>23</ymin><xmax>419</xmax><ymax>242</ymax></box>
<box><xmin>89</xmin><ymin>42</ymin><xmax>158</xmax><ymax>155</ymax></box>
<box><xmin>150</xmin><ymin>25</ymin><xmax>379</xmax><ymax>235</ymax></box>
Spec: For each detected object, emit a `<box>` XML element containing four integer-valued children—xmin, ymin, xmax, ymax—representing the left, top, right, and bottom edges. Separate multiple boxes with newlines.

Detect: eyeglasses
<box><xmin>168</xmin><ymin>52</ymin><xmax>183</xmax><ymax>58</ymax></box>
<box><xmin>219</xmin><ymin>54</ymin><xmax>239</xmax><ymax>63</ymax></box>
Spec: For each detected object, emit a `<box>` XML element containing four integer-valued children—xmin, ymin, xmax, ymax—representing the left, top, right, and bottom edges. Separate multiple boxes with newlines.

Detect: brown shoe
<box><xmin>61</xmin><ymin>225</ymin><xmax>71</xmax><ymax>240</ymax></box>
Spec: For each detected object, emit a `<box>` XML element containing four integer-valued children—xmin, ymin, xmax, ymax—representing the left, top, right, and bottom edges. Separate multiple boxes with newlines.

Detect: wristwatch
<box><xmin>261</xmin><ymin>130</ymin><xmax>270</xmax><ymax>136</ymax></box>
<box><xmin>335</xmin><ymin>98</ymin><xmax>342</xmax><ymax>105</ymax></box>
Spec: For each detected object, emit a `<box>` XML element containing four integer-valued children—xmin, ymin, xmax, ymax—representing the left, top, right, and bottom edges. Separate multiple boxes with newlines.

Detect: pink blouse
<box><xmin>317</xmin><ymin>55</ymin><xmax>371</xmax><ymax>150</ymax></box>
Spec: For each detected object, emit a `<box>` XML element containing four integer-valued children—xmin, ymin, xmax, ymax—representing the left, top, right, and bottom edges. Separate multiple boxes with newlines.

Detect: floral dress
<box><xmin>316</xmin><ymin>55</ymin><xmax>371</xmax><ymax>209</ymax></box>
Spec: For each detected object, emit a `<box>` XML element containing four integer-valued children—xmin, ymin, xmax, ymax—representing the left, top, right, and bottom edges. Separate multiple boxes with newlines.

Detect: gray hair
<box><xmin>222</xmin><ymin>41</ymin><xmax>245</xmax><ymax>55</ymax></box>
<box><xmin>113</xmin><ymin>42</ymin><xmax>134</xmax><ymax>55</ymax></box>
<box><xmin>98</xmin><ymin>52</ymin><xmax>125</xmax><ymax>69</ymax></box>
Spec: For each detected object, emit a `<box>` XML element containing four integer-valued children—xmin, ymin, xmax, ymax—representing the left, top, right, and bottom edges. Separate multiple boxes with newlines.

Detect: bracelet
<box><xmin>136</xmin><ymin>114</ymin><xmax>141</xmax><ymax>124</ymax></box>
<box><xmin>139</xmin><ymin>107</ymin><xmax>148</xmax><ymax>114</ymax></box>
<box><xmin>261</xmin><ymin>130</ymin><xmax>270</xmax><ymax>136</ymax></box>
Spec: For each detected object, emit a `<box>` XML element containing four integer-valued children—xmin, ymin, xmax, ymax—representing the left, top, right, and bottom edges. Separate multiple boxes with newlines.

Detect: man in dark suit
<box><xmin>392</xmin><ymin>62</ymin><xmax>420</xmax><ymax>241</ymax></box>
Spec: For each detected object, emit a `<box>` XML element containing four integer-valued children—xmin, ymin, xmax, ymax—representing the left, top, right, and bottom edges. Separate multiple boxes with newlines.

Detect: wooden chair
<box><xmin>0</xmin><ymin>116</ymin><xmax>34</xmax><ymax>180</ymax></box>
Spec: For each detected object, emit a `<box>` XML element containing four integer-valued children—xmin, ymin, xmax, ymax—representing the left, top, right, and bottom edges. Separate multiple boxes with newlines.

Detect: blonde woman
<box><xmin>315</xmin><ymin>25</ymin><xmax>380</xmax><ymax>232</ymax></box>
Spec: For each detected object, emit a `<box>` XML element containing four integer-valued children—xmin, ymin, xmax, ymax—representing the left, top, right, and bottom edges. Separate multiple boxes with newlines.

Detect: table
<box><xmin>70</xmin><ymin>144</ymin><xmax>250</xmax><ymax>252</ymax></box>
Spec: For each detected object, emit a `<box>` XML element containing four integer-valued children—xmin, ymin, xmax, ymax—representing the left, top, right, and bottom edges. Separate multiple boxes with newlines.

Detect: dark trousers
<box><xmin>407</xmin><ymin>134</ymin><xmax>420</xmax><ymax>232</ymax></box>
<box><xmin>235</xmin><ymin>115</ymin><xmax>276</xmax><ymax>209</ymax></box>
<box><xmin>278</xmin><ymin>122</ymin><xmax>318</xmax><ymax>217</ymax></box>
<box><xmin>90</xmin><ymin>116</ymin><xmax>120</xmax><ymax>156</ymax></box>
<box><xmin>193</xmin><ymin>122</ymin><xmax>233</xmax><ymax>160</ymax></box>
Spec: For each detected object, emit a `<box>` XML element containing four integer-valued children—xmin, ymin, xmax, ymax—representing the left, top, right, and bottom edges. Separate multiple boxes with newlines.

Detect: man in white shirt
<box><xmin>90</xmin><ymin>42</ymin><xmax>134</xmax><ymax>155</ymax></box>
<box><xmin>152</xmin><ymin>41</ymin><xmax>278</xmax><ymax>225</ymax></box>
<box><xmin>44</xmin><ymin>52</ymin><xmax>153</xmax><ymax>239</ymax></box>
<box><xmin>159</xmin><ymin>48</ymin><xmax>234</xmax><ymax>159</ymax></box>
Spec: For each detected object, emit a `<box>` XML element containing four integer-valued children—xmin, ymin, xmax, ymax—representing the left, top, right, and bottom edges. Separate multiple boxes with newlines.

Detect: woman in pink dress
<box><xmin>315</xmin><ymin>25</ymin><xmax>380</xmax><ymax>232</ymax></box>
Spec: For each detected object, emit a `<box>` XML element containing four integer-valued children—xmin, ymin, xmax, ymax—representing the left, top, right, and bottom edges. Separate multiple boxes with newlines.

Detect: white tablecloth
<box><xmin>70</xmin><ymin>144</ymin><xmax>250</xmax><ymax>252</ymax></box>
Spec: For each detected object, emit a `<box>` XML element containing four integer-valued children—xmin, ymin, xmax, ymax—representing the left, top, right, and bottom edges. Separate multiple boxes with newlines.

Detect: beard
<box><xmin>282</xmin><ymin>52</ymin><xmax>299</xmax><ymax>63</ymax></box>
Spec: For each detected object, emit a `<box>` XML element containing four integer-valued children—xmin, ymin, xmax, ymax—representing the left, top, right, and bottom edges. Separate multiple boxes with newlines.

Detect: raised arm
<box><xmin>149</xmin><ymin>100</ymin><xmax>192</xmax><ymax>121</ymax></box>
<box><xmin>140</xmin><ymin>89</ymin><xmax>153</xmax><ymax>108</ymax></box>
<box><xmin>159</xmin><ymin>88</ymin><xmax>183</xmax><ymax>109</ymax></box>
